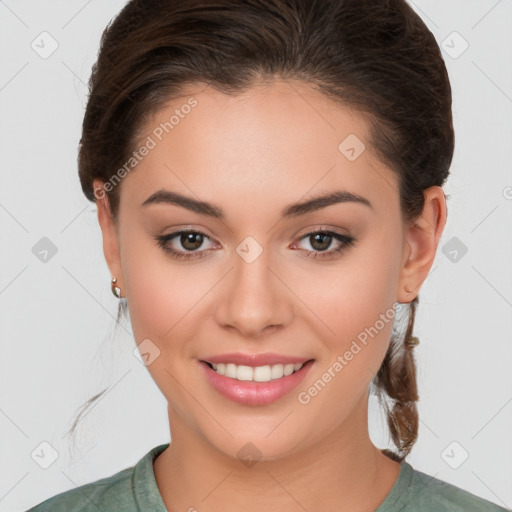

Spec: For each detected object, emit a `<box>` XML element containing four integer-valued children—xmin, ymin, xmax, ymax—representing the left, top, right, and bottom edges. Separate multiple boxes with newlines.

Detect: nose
<box><xmin>214</xmin><ymin>247</ymin><xmax>293</xmax><ymax>338</ymax></box>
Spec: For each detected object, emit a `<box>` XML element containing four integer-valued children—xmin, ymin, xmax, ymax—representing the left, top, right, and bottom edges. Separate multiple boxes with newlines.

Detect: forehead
<box><xmin>119</xmin><ymin>80</ymin><xmax>399</xmax><ymax>217</ymax></box>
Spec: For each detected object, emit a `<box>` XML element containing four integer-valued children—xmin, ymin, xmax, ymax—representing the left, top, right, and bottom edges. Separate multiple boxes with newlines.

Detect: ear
<box><xmin>396</xmin><ymin>186</ymin><xmax>447</xmax><ymax>303</ymax></box>
<box><xmin>93</xmin><ymin>179</ymin><xmax>124</xmax><ymax>295</ymax></box>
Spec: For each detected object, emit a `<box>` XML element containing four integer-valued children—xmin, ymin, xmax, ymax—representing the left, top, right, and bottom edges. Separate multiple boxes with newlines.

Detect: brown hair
<box><xmin>70</xmin><ymin>0</ymin><xmax>454</xmax><ymax>461</ymax></box>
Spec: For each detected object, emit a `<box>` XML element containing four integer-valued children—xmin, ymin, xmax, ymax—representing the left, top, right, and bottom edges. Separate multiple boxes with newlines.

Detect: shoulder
<box><xmin>26</xmin><ymin>466</ymin><xmax>135</xmax><ymax>512</ymax></box>
<box><xmin>26</xmin><ymin>443</ymin><xmax>170</xmax><ymax>512</ymax></box>
<box><xmin>384</xmin><ymin>461</ymin><xmax>510</xmax><ymax>512</ymax></box>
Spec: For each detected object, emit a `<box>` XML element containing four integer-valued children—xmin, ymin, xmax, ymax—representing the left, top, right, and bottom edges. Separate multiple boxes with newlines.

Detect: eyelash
<box><xmin>155</xmin><ymin>228</ymin><xmax>357</xmax><ymax>261</ymax></box>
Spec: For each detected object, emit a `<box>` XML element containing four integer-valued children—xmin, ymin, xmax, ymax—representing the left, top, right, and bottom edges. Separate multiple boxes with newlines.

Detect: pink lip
<box><xmin>200</xmin><ymin>352</ymin><xmax>312</xmax><ymax>366</ymax></box>
<box><xmin>198</xmin><ymin>358</ymin><xmax>315</xmax><ymax>406</ymax></box>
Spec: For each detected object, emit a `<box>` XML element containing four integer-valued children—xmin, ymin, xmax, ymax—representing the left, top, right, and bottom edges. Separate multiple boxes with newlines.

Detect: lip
<box><xmin>200</xmin><ymin>352</ymin><xmax>312</xmax><ymax>366</ymax></box>
<box><xmin>198</xmin><ymin>358</ymin><xmax>316</xmax><ymax>406</ymax></box>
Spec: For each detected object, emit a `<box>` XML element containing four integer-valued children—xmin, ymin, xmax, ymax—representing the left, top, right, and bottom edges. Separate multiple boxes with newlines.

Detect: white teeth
<box><xmin>271</xmin><ymin>364</ymin><xmax>284</xmax><ymax>380</ymax></box>
<box><xmin>254</xmin><ymin>365</ymin><xmax>272</xmax><ymax>382</ymax></box>
<box><xmin>208</xmin><ymin>361</ymin><xmax>305</xmax><ymax>382</ymax></box>
<box><xmin>237</xmin><ymin>365</ymin><xmax>253</xmax><ymax>381</ymax></box>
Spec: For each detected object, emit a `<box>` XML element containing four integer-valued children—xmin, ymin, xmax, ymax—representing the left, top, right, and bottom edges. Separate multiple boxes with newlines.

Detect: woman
<box><xmin>27</xmin><ymin>0</ymin><xmax>509</xmax><ymax>510</ymax></box>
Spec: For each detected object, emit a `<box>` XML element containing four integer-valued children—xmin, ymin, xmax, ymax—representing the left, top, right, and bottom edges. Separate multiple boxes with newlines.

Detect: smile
<box><xmin>205</xmin><ymin>361</ymin><xmax>305</xmax><ymax>382</ymax></box>
<box><xmin>198</xmin><ymin>359</ymin><xmax>315</xmax><ymax>406</ymax></box>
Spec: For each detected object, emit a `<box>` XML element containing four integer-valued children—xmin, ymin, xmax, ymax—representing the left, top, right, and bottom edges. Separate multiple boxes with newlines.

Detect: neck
<box><xmin>153</xmin><ymin>394</ymin><xmax>402</xmax><ymax>512</ymax></box>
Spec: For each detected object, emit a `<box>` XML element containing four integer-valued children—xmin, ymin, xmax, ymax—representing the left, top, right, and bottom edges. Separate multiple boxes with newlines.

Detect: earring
<box><xmin>111</xmin><ymin>276</ymin><xmax>122</xmax><ymax>298</ymax></box>
<box><xmin>405</xmin><ymin>335</ymin><xmax>420</xmax><ymax>347</ymax></box>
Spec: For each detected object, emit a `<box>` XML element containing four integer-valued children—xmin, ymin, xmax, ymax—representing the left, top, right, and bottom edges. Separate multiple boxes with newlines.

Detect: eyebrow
<box><xmin>141</xmin><ymin>189</ymin><xmax>373</xmax><ymax>218</ymax></box>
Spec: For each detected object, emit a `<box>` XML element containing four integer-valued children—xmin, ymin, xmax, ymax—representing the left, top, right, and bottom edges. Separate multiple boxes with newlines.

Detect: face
<box><xmin>95</xmin><ymin>80</ymin><xmax>444</xmax><ymax>462</ymax></box>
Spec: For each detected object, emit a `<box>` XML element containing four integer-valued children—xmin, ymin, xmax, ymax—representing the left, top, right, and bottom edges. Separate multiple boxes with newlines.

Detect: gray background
<box><xmin>1</xmin><ymin>1</ymin><xmax>511</xmax><ymax>510</ymax></box>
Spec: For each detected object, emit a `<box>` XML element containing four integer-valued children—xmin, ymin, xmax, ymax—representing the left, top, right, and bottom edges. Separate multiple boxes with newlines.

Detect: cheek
<box><xmin>295</xmin><ymin>235</ymin><xmax>402</xmax><ymax>382</ymax></box>
<box><xmin>120</xmin><ymin>232</ymin><xmax>194</xmax><ymax>344</ymax></box>
<box><xmin>120</xmin><ymin>242</ymin><xmax>208</xmax><ymax>400</ymax></box>
<box><xmin>292</xmin><ymin>252</ymin><xmax>401</xmax><ymax>434</ymax></box>
<box><xmin>301</xmin><ymin>245</ymin><xmax>399</xmax><ymax>338</ymax></box>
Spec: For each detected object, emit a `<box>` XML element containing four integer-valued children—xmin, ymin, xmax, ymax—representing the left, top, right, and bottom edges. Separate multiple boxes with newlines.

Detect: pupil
<box><xmin>181</xmin><ymin>233</ymin><xmax>202</xmax><ymax>250</ymax></box>
<box><xmin>311</xmin><ymin>233</ymin><xmax>331</xmax><ymax>251</ymax></box>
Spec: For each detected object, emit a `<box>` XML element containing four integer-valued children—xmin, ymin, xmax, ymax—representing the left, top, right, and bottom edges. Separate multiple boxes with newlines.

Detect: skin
<box><xmin>94</xmin><ymin>79</ymin><xmax>446</xmax><ymax>512</ymax></box>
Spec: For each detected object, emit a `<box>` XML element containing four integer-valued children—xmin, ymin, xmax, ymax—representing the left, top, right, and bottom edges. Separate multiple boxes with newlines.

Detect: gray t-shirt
<box><xmin>26</xmin><ymin>443</ymin><xmax>510</xmax><ymax>511</ymax></box>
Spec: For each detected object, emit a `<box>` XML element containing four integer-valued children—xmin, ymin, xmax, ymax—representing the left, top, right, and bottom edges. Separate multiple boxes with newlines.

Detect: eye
<box><xmin>155</xmin><ymin>229</ymin><xmax>217</xmax><ymax>260</ymax></box>
<box><xmin>292</xmin><ymin>230</ymin><xmax>357</xmax><ymax>259</ymax></box>
<box><xmin>155</xmin><ymin>228</ymin><xmax>357</xmax><ymax>261</ymax></box>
